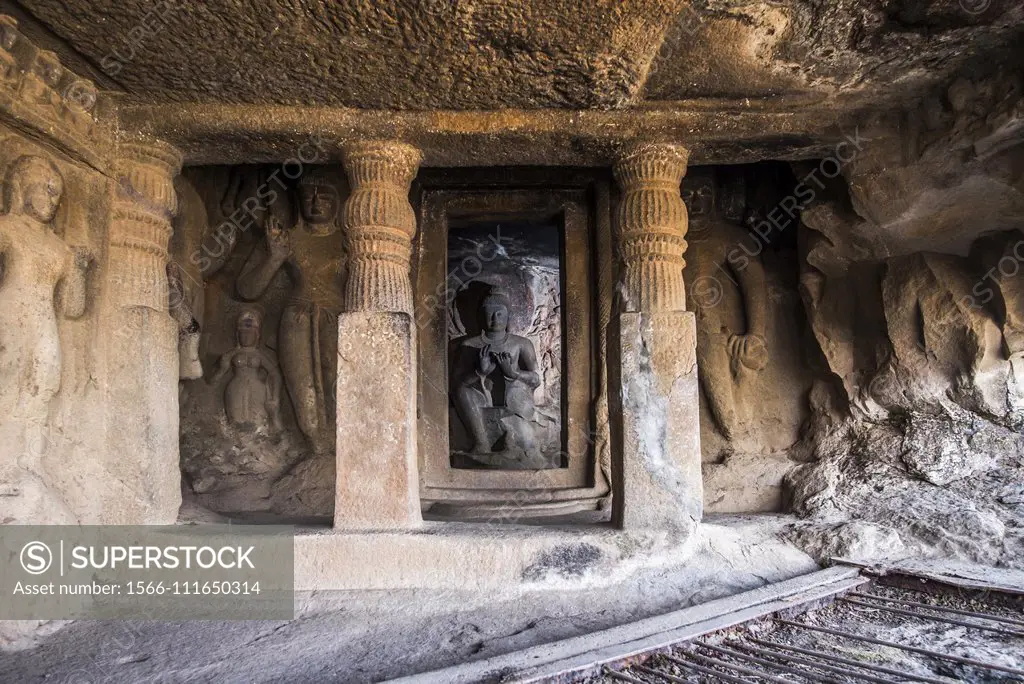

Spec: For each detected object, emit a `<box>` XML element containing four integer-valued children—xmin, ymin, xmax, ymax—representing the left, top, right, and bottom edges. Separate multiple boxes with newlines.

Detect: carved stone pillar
<box><xmin>611</xmin><ymin>143</ymin><xmax>702</xmax><ymax>533</ymax></box>
<box><xmin>104</xmin><ymin>138</ymin><xmax>183</xmax><ymax>524</ymax></box>
<box><xmin>110</xmin><ymin>140</ymin><xmax>181</xmax><ymax>310</ymax></box>
<box><xmin>613</xmin><ymin>144</ymin><xmax>690</xmax><ymax>313</ymax></box>
<box><xmin>335</xmin><ymin>140</ymin><xmax>422</xmax><ymax>530</ymax></box>
<box><xmin>342</xmin><ymin>141</ymin><xmax>422</xmax><ymax>315</ymax></box>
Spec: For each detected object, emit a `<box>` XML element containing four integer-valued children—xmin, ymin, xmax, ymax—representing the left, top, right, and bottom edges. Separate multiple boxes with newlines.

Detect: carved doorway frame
<box><xmin>413</xmin><ymin>169</ymin><xmax>613</xmax><ymax>517</ymax></box>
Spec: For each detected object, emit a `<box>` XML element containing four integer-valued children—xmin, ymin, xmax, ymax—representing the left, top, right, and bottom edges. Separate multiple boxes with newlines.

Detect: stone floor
<box><xmin>0</xmin><ymin>515</ymin><xmax>817</xmax><ymax>683</ymax></box>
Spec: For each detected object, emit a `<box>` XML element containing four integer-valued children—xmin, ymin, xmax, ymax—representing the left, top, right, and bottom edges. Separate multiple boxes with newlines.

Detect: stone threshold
<box><xmin>292</xmin><ymin>521</ymin><xmax>698</xmax><ymax>592</ymax></box>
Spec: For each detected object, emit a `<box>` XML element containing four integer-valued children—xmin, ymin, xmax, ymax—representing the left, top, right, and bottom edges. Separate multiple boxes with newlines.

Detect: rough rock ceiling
<box><xmin>7</xmin><ymin>0</ymin><xmax>1023</xmax><ymax>111</ymax></box>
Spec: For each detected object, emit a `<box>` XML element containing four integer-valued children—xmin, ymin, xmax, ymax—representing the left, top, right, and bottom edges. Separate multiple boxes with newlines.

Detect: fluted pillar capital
<box><xmin>110</xmin><ymin>137</ymin><xmax>182</xmax><ymax>312</ymax></box>
<box><xmin>613</xmin><ymin>143</ymin><xmax>690</xmax><ymax>313</ymax></box>
<box><xmin>342</xmin><ymin>140</ymin><xmax>422</xmax><ymax>315</ymax></box>
<box><xmin>116</xmin><ymin>138</ymin><xmax>183</xmax><ymax>218</ymax></box>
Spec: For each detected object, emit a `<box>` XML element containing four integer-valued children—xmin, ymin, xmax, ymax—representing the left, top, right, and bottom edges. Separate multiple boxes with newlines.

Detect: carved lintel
<box><xmin>341</xmin><ymin>140</ymin><xmax>422</xmax><ymax>315</ymax></box>
<box><xmin>109</xmin><ymin>139</ymin><xmax>183</xmax><ymax>312</ymax></box>
<box><xmin>613</xmin><ymin>143</ymin><xmax>690</xmax><ymax>313</ymax></box>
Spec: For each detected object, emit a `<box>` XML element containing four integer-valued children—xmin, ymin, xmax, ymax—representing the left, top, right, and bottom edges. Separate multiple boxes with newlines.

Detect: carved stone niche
<box><xmin>177</xmin><ymin>165</ymin><xmax>346</xmax><ymax>519</ymax></box>
<box><xmin>415</xmin><ymin>170</ymin><xmax>613</xmax><ymax>520</ymax></box>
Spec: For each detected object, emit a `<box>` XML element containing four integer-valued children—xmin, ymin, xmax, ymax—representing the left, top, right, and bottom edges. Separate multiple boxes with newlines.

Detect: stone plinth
<box><xmin>334</xmin><ymin>311</ymin><xmax>421</xmax><ymax>530</ymax></box>
<box><xmin>614</xmin><ymin>311</ymin><xmax>702</xmax><ymax>531</ymax></box>
<box><xmin>295</xmin><ymin>522</ymin><xmax>695</xmax><ymax>591</ymax></box>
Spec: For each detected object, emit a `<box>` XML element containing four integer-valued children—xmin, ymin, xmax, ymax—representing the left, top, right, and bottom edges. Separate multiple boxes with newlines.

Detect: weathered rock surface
<box><xmin>10</xmin><ymin>0</ymin><xmax>1023</xmax><ymax>111</ymax></box>
<box><xmin>786</xmin><ymin>406</ymin><xmax>1024</xmax><ymax>567</ymax></box>
<box><xmin>781</xmin><ymin>59</ymin><xmax>1024</xmax><ymax>568</ymax></box>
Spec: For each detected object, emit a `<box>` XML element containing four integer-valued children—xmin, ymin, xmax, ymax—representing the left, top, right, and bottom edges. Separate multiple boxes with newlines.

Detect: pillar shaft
<box><xmin>336</xmin><ymin>140</ymin><xmax>422</xmax><ymax>530</ymax></box>
<box><xmin>342</xmin><ymin>141</ymin><xmax>422</xmax><ymax>315</ymax></box>
<box><xmin>611</xmin><ymin>143</ymin><xmax>702</xmax><ymax>533</ymax></box>
<box><xmin>104</xmin><ymin>138</ymin><xmax>183</xmax><ymax>524</ymax></box>
<box><xmin>613</xmin><ymin>144</ymin><xmax>690</xmax><ymax>313</ymax></box>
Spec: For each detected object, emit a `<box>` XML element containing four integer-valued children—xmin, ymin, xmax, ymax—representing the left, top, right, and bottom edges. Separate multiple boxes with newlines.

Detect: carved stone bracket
<box><xmin>342</xmin><ymin>140</ymin><xmax>422</xmax><ymax>315</ymax></box>
<box><xmin>613</xmin><ymin>144</ymin><xmax>690</xmax><ymax>313</ymax></box>
<box><xmin>110</xmin><ymin>139</ymin><xmax>182</xmax><ymax>311</ymax></box>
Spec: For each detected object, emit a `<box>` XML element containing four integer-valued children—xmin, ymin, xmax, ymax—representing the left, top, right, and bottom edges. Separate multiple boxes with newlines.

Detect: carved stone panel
<box><xmin>0</xmin><ymin>149</ymin><xmax>93</xmax><ymax>524</ymax></box>
<box><xmin>176</xmin><ymin>164</ymin><xmax>344</xmax><ymax>519</ymax></box>
<box><xmin>682</xmin><ymin>163</ymin><xmax>816</xmax><ymax>513</ymax></box>
<box><xmin>447</xmin><ymin>223</ymin><xmax>563</xmax><ymax>470</ymax></box>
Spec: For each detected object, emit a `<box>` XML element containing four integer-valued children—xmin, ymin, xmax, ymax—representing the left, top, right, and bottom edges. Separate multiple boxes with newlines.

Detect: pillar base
<box><xmin>613</xmin><ymin>311</ymin><xmax>702</xmax><ymax>531</ymax></box>
<box><xmin>334</xmin><ymin>312</ymin><xmax>422</xmax><ymax>530</ymax></box>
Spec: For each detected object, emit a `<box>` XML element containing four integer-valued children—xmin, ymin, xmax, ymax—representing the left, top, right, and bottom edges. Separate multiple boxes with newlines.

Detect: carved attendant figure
<box><xmin>451</xmin><ymin>287</ymin><xmax>542</xmax><ymax>460</ymax></box>
<box><xmin>683</xmin><ymin>170</ymin><xmax>768</xmax><ymax>439</ymax></box>
<box><xmin>208</xmin><ymin>309</ymin><xmax>282</xmax><ymax>430</ymax></box>
<box><xmin>236</xmin><ymin>170</ymin><xmax>342</xmax><ymax>454</ymax></box>
<box><xmin>0</xmin><ymin>155</ymin><xmax>91</xmax><ymax>517</ymax></box>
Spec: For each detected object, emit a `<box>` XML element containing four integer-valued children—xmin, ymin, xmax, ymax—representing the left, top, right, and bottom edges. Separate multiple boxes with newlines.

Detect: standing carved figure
<box><xmin>235</xmin><ymin>170</ymin><xmax>342</xmax><ymax>454</ymax></box>
<box><xmin>683</xmin><ymin>170</ymin><xmax>768</xmax><ymax>439</ymax></box>
<box><xmin>0</xmin><ymin>155</ymin><xmax>91</xmax><ymax>518</ymax></box>
<box><xmin>451</xmin><ymin>287</ymin><xmax>544</xmax><ymax>465</ymax></box>
<box><xmin>208</xmin><ymin>309</ymin><xmax>282</xmax><ymax>430</ymax></box>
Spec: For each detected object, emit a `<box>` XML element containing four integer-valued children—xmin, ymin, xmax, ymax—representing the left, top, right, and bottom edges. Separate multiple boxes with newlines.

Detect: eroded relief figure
<box><xmin>24</xmin><ymin>50</ymin><xmax>62</xmax><ymax>116</ymax></box>
<box><xmin>168</xmin><ymin>262</ymin><xmax>202</xmax><ymax>380</ymax></box>
<box><xmin>208</xmin><ymin>309</ymin><xmax>282</xmax><ymax>430</ymax></box>
<box><xmin>169</xmin><ymin>176</ymin><xmax>209</xmax><ymax>384</ymax></box>
<box><xmin>451</xmin><ymin>287</ymin><xmax>551</xmax><ymax>469</ymax></box>
<box><xmin>0</xmin><ymin>17</ymin><xmax>18</xmax><ymax>83</ymax></box>
<box><xmin>0</xmin><ymin>155</ymin><xmax>91</xmax><ymax>518</ymax></box>
<box><xmin>235</xmin><ymin>169</ymin><xmax>342</xmax><ymax>455</ymax></box>
<box><xmin>683</xmin><ymin>170</ymin><xmax>768</xmax><ymax>439</ymax></box>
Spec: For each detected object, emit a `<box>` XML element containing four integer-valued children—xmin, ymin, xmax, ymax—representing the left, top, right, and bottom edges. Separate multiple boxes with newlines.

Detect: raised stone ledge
<box><xmin>292</xmin><ymin>522</ymin><xmax>698</xmax><ymax>591</ymax></box>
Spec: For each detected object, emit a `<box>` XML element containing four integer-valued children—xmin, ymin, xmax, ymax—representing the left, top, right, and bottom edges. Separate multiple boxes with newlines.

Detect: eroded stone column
<box><xmin>342</xmin><ymin>141</ymin><xmax>422</xmax><ymax>315</ymax></box>
<box><xmin>611</xmin><ymin>143</ymin><xmax>702</xmax><ymax>532</ymax></box>
<box><xmin>110</xmin><ymin>141</ymin><xmax>181</xmax><ymax>310</ymax></box>
<box><xmin>335</xmin><ymin>140</ymin><xmax>423</xmax><ymax>530</ymax></box>
<box><xmin>105</xmin><ymin>138</ymin><xmax>183</xmax><ymax>524</ymax></box>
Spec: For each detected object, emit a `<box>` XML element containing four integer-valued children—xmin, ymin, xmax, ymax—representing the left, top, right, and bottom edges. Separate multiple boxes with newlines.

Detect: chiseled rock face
<box><xmin>11</xmin><ymin>0</ymin><xmax>1024</xmax><ymax>110</ymax></box>
<box><xmin>786</xmin><ymin>407</ymin><xmax>1024</xmax><ymax>567</ymax></box>
<box><xmin>13</xmin><ymin>0</ymin><xmax>686</xmax><ymax>109</ymax></box>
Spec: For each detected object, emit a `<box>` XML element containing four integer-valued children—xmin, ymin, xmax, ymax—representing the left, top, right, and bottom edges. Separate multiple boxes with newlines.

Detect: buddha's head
<box><xmin>236</xmin><ymin>308</ymin><xmax>262</xmax><ymax>348</ymax></box>
<box><xmin>4</xmin><ymin>155</ymin><xmax>63</xmax><ymax>223</ymax></box>
<box><xmin>718</xmin><ymin>172</ymin><xmax>746</xmax><ymax>222</ymax></box>
<box><xmin>297</xmin><ymin>171</ymin><xmax>339</xmax><ymax>229</ymax></box>
<box><xmin>682</xmin><ymin>170</ymin><xmax>715</xmax><ymax>218</ymax></box>
<box><xmin>480</xmin><ymin>287</ymin><xmax>512</xmax><ymax>334</ymax></box>
<box><xmin>682</xmin><ymin>169</ymin><xmax>746</xmax><ymax>223</ymax></box>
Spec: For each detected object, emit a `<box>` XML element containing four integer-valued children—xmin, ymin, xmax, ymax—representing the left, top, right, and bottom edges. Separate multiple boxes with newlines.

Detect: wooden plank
<box><xmin>387</xmin><ymin>567</ymin><xmax>866</xmax><ymax>684</ymax></box>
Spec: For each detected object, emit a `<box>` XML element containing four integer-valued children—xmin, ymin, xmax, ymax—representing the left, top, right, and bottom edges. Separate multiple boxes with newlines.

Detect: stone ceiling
<box><xmin>6</xmin><ymin>0</ymin><xmax>1023</xmax><ymax>111</ymax></box>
